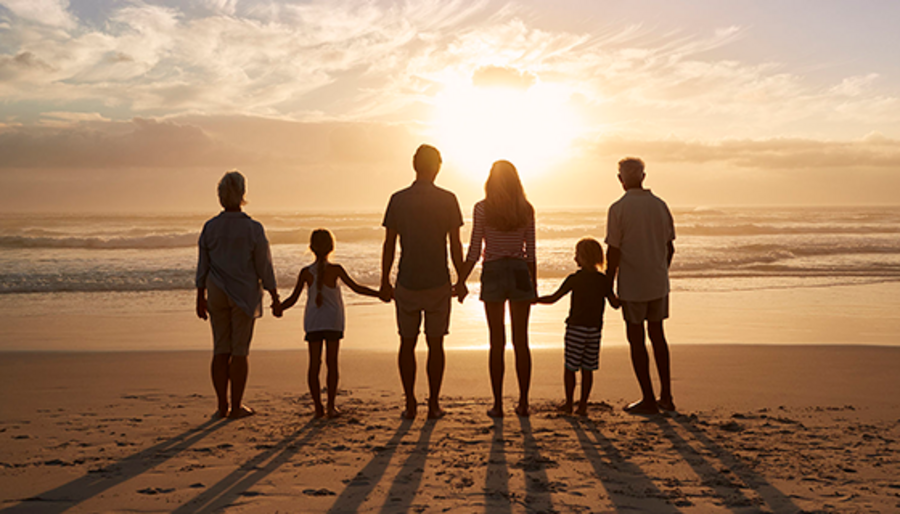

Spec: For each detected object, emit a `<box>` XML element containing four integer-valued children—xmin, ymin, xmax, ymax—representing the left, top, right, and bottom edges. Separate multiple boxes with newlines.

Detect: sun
<box><xmin>430</xmin><ymin>75</ymin><xmax>583</xmax><ymax>181</ymax></box>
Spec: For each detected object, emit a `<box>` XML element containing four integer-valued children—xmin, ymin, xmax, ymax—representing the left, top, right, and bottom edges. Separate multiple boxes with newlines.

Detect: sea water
<box><xmin>1</xmin><ymin>207</ymin><xmax>899</xmax><ymax>350</ymax></box>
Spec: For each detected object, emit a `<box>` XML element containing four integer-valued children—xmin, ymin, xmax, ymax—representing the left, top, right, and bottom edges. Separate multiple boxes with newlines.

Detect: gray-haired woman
<box><xmin>196</xmin><ymin>170</ymin><xmax>280</xmax><ymax>419</ymax></box>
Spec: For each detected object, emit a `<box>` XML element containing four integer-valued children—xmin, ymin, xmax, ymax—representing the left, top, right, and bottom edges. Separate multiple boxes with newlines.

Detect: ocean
<box><xmin>2</xmin><ymin>207</ymin><xmax>899</xmax><ymax>351</ymax></box>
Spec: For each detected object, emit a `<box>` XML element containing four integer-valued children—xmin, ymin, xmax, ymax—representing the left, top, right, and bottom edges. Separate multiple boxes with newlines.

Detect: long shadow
<box><xmin>378</xmin><ymin>420</ymin><xmax>435</xmax><ymax>512</ymax></box>
<box><xmin>328</xmin><ymin>418</ymin><xmax>414</xmax><ymax>514</ymax></box>
<box><xmin>2</xmin><ymin>418</ymin><xmax>228</xmax><ymax>513</ymax></box>
<box><xmin>669</xmin><ymin>415</ymin><xmax>802</xmax><ymax>513</ymax></box>
<box><xmin>516</xmin><ymin>416</ymin><xmax>554</xmax><ymax>512</ymax></box>
<box><xmin>483</xmin><ymin>418</ymin><xmax>511</xmax><ymax>513</ymax></box>
<box><xmin>565</xmin><ymin>417</ymin><xmax>682</xmax><ymax>513</ymax></box>
<box><xmin>172</xmin><ymin>418</ymin><xmax>319</xmax><ymax>513</ymax></box>
<box><xmin>652</xmin><ymin>416</ymin><xmax>758</xmax><ymax>511</ymax></box>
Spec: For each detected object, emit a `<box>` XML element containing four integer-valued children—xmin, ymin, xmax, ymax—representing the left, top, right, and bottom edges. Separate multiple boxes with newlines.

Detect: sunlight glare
<box><xmin>432</xmin><ymin>79</ymin><xmax>583</xmax><ymax>181</ymax></box>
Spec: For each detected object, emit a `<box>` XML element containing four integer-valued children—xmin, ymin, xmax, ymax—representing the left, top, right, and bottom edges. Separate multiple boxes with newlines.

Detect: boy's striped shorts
<box><xmin>564</xmin><ymin>325</ymin><xmax>601</xmax><ymax>371</ymax></box>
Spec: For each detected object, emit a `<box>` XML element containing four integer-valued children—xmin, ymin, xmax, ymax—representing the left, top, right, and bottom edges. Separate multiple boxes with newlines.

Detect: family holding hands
<box><xmin>196</xmin><ymin>145</ymin><xmax>675</xmax><ymax>422</ymax></box>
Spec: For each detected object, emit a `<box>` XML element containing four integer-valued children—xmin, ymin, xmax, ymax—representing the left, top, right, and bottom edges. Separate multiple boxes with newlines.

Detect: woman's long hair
<box><xmin>309</xmin><ymin>229</ymin><xmax>334</xmax><ymax>307</ymax></box>
<box><xmin>484</xmin><ymin>160</ymin><xmax>533</xmax><ymax>231</ymax></box>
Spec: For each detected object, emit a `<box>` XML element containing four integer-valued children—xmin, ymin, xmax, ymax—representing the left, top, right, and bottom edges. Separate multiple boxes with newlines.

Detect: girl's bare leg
<box><xmin>308</xmin><ymin>341</ymin><xmax>325</xmax><ymax>418</ymax></box>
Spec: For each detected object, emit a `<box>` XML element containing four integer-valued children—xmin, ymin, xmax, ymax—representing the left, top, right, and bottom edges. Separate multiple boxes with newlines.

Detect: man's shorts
<box><xmin>394</xmin><ymin>283</ymin><xmax>452</xmax><ymax>339</ymax></box>
<box><xmin>207</xmin><ymin>280</ymin><xmax>256</xmax><ymax>357</ymax></box>
<box><xmin>565</xmin><ymin>325</ymin><xmax>601</xmax><ymax>371</ymax></box>
<box><xmin>621</xmin><ymin>295</ymin><xmax>669</xmax><ymax>324</ymax></box>
<box><xmin>480</xmin><ymin>258</ymin><xmax>535</xmax><ymax>303</ymax></box>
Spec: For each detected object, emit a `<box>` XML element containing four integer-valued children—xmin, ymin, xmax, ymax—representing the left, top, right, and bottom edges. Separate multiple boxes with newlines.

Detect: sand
<box><xmin>1</xmin><ymin>346</ymin><xmax>899</xmax><ymax>513</ymax></box>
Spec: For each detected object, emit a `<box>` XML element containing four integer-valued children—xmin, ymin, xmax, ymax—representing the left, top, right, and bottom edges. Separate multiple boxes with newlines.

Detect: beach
<box><xmin>2</xmin><ymin>344</ymin><xmax>900</xmax><ymax>513</ymax></box>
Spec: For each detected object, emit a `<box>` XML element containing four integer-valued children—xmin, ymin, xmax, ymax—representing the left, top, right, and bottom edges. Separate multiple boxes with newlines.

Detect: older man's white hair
<box><xmin>218</xmin><ymin>170</ymin><xmax>246</xmax><ymax>210</ymax></box>
<box><xmin>618</xmin><ymin>157</ymin><xmax>645</xmax><ymax>187</ymax></box>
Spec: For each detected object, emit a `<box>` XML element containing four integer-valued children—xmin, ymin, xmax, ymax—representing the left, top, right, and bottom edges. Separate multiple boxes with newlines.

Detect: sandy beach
<box><xmin>1</xmin><ymin>345</ymin><xmax>898</xmax><ymax>513</ymax></box>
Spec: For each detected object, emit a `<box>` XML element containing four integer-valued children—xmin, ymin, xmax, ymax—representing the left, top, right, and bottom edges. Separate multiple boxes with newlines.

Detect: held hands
<box><xmin>378</xmin><ymin>282</ymin><xmax>394</xmax><ymax>303</ymax></box>
<box><xmin>452</xmin><ymin>281</ymin><xmax>468</xmax><ymax>303</ymax></box>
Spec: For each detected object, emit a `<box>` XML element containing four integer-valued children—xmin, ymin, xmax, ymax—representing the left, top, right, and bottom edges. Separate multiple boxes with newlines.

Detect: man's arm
<box><xmin>667</xmin><ymin>241</ymin><xmax>675</xmax><ymax>268</ymax></box>
<box><xmin>606</xmin><ymin>245</ymin><xmax>621</xmax><ymax>284</ymax></box>
<box><xmin>448</xmin><ymin>227</ymin><xmax>469</xmax><ymax>301</ymax></box>
<box><xmin>379</xmin><ymin>228</ymin><xmax>398</xmax><ymax>302</ymax></box>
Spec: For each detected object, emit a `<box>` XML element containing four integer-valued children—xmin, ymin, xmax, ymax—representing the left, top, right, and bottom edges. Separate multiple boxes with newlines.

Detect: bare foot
<box><xmin>486</xmin><ymin>407</ymin><xmax>504</xmax><ymax>418</ymax></box>
<box><xmin>228</xmin><ymin>405</ymin><xmax>256</xmax><ymax>419</ymax></box>
<box><xmin>313</xmin><ymin>407</ymin><xmax>326</xmax><ymax>419</ymax></box>
<box><xmin>657</xmin><ymin>397</ymin><xmax>676</xmax><ymax>412</ymax></box>
<box><xmin>515</xmin><ymin>405</ymin><xmax>530</xmax><ymax>417</ymax></box>
<box><xmin>556</xmin><ymin>402</ymin><xmax>573</xmax><ymax>415</ymax></box>
<box><xmin>212</xmin><ymin>410</ymin><xmax>228</xmax><ymax>420</ymax></box>
<box><xmin>575</xmin><ymin>407</ymin><xmax>589</xmax><ymax>417</ymax></box>
<box><xmin>427</xmin><ymin>408</ymin><xmax>445</xmax><ymax>420</ymax></box>
<box><xmin>326</xmin><ymin>408</ymin><xmax>342</xmax><ymax>419</ymax></box>
<box><xmin>623</xmin><ymin>399</ymin><xmax>659</xmax><ymax>415</ymax></box>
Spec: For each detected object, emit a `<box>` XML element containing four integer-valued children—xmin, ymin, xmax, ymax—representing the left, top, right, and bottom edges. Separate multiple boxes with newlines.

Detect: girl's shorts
<box><xmin>565</xmin><ymin>325</ymin><xmax>601</xmax><ymax>371</ymax></box>
<box><xmin>305</xmin><ymin>330</ymin><xmax>343</xmax><ymax>343</ymax></box>
<box><xmin>480</xmin><ymin>258</ymin><xmax>535</xmax><ymax>303</ymax></box>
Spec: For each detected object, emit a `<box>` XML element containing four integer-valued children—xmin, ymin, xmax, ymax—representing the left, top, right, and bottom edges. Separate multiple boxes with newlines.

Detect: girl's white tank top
<box><xmin>304</xmin><ymin>264</ymin><xmax>345</xmax><ymax>333</ymax></box>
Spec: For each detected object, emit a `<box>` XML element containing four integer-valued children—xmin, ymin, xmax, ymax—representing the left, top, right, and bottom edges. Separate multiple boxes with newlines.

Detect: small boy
<box><xmin>534</xmin><ymin>238</ymin><xmax>619</xmax><ymax>415</ymax></box>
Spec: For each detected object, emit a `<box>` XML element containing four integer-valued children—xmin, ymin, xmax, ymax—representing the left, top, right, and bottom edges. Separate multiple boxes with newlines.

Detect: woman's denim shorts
<box><xmin>480</xmin><ymin>258</ymin><xmax>535</xmax><ymax>303</ymax></box>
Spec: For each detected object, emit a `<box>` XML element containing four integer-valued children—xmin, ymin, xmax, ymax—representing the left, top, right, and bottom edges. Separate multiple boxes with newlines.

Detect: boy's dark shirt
<box><xmin>560</xmin><ymin>269</ymin><xmax>612</xmax><ymax>329</ymax></box>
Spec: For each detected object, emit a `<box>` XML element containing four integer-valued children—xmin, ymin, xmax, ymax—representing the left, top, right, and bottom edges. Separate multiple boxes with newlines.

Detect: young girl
<box><xmin>279</xmin><ymin>229</ymin><xmax>379</xmax><ymax>418</ymax></box>
<box><xmin>534</xmin><ymin>238</ymin><xmax>619</xmax><ymax>416</ymax></box>
<box><xmin>455</xmin><ymin>160</ymin><xmax>536</xmax><ymax>418</ymax></box>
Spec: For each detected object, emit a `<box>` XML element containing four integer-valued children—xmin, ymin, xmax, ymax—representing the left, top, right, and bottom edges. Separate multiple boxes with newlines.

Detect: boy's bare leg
<box><xmin>399</xmin><ymin>336</ymin><xmax>418</xmax><ymax>419</ymax></box>
<box><xmin>325</xmin><ymin>340</ymin><xmax>341</xmax><ymax>418</ymax></box>
<box><xmin>510</xmin><ymin>300</ymin><xmax>532</xmax><ymax>417</ymax></box>
<box><xmin>559</xmin><ymin>369</ymin><xmax>575</xmax><ymax>414</ymax></box>
<box><xmin>485</xmin><ymin>302</ymin><xmax>506</xmax><ymax>417</ymax></box>
<box><xmin>228</xmin><ymin>356</ymin><xmax>254</xmax><ymax>418</ymax></box>
<box><xmin>425</xmin><ymin>335</ymin><xmax>445</xmax><ymax>419</ymax></box>
<box><xmin>308</xmin><ymin>341</ymin><xmax>325</xmax><ymax>418</ymax></box>
<box><xmin>577</xmin><ymin>370</ymin><xmax>593</xmax><ymax>416</ymax></box>
<box><xmin>211</xmin><ymin>354</ymin><xmax>230</xmax><ymax>418</ymax></box>
<box><xmin>625</xmin><ymin>322</ymin><xmax>658</xmax><ymax>414</ymax></box>
<box><xmin>648</xmin><ymin>321</ymin><xmax>674</xmax><ymax>410</ymax></box>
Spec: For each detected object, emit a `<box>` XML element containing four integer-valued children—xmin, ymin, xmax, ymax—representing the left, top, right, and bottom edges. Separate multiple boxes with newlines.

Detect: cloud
<box><xmin>590</xmin><ymin>133</ymin><xmax>900</xmax><ymax>170</ymax></box>
<box><xmin>0</xmin><ymin>0</ymin><xmax>74</xmax><ymax>28</ymax></box>
<box><xmin>471</xmin><ymin>65</ymin><xmax>536</xmax><ymax>90</ymax></box>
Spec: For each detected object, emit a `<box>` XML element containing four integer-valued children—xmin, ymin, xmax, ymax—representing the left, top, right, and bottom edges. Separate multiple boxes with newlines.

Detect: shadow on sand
<box><xmin>172</xmin><ymin>418</ymin><xmax>320</xmax><ymax>513</ymax></box>
<box><xmin>328</xmin><ymin>418</ymin><xmax>414</xmax><ymax>513</ymax></box>
<box><xmin>483</xmin><ymin>418</ymin><xmax>511</xmax><ymax>513</ymax></box>
<box><xmin>2</xmin><ymin>417</ymin><xmax>228</xmax><ymax>514</ymax></box>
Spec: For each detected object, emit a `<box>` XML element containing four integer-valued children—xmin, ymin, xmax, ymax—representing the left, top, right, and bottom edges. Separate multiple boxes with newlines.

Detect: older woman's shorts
<box><xmin>480</xmin><ymin>258</ymin><xmax>535</xmax><ymax>303</ymax></box>
<box><xmin>207</xmin><ymin>280</ymin><xmax>255</xmax><ymax>356</ymax></box>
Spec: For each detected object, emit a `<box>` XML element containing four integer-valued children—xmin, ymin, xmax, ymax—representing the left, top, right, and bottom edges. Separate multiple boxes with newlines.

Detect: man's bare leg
<box><xmin>211</xmin><ymin>354</ymin><xmax>230</xmax><ymax>418</ymax></box>
<box><xmin>624</xmin><ymin>322</ymin><xmax>658</xmax><ymax>414</ymax></box>
<box><xmin>648</xmin><ymin>321</ymin><xmax>674</xmax><ymax>410</ymax></box>
<box><xmin>399</xmin><ymin>336</ymin><xmax>418</xmax><ymax>419</ymax></box>
<box><xmin>425</xmin><ymin>335</ymin><xmax>445</xmax><ymax>419</ymax></box>
<box><xmin>228</xmin><ymin>355</ymin><xmax>254</xmax><ymax>418</ymax></box>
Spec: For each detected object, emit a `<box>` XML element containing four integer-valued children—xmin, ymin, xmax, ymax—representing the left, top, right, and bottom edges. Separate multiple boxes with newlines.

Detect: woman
<box><xmin>456</xmin><ymin>160</ymin><xmax>536</xmax><ymax>417</ymax></box>
<box><xmin>195</xmin><ymin>170</ymin><xmax>280</xmax><ymax>419</ymax></box>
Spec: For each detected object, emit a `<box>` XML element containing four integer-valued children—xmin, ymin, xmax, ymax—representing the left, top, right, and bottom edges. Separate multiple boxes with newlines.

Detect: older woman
<box><xmin>195</xmin><ymin>170</ymin><xmax>280</xmax><ymax>419</ymax></box>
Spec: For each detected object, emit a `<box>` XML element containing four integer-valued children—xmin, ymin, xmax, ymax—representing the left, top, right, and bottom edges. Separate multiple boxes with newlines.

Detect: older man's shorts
<box><xmin>621</xmin><ymin>295</ymin><xmax>669</xmax><ymax>324</ymax></box>
<box><xmin>207</xmin><ymin>280</ymin><xmax>256</xmax><ymax>356</ymax></box>
<box><xmin>393</xmin><ymin>283</ymin><xmax>452</xmax><ymax>339</ymax></box>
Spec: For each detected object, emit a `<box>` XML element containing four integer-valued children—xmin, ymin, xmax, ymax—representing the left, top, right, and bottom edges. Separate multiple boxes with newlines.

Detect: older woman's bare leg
<box><xmin>228</xmin><ymin>356</ymin><xmax>254</xmax><ymax>419</ymax></box>
<box><xmin>211</xmin><ymin>354</ymin><xmax>230</xmax><ymax>418</ymax></box>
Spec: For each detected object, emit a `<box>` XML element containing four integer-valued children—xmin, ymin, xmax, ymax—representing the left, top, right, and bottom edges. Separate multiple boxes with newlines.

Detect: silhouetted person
<box><xmin>278</xmin><ymin>229</ymin><xmax>380</xmax><ymax>419</ymax></box>
<box><xmin>534</xmin><ymin>238</ymin><xmax>619</xmax><ymax>416</ymax></box>
<box><xmin>380</xmin><ymin>145</ymin><xmax>465</xmax><ymax>419</ymax></box>
<box><xmin>196</xmin><ymin>170</ymin><xmax>280</xmax><ymax>419</ymax></box>
<box><xmin>456</xmin><ymin>160</ymin><xmax>537</xmax><ymax>418</ymax></box>
<box><xmin>605</xmin><ymin>157</ymin><xmax>676</xmax><ymax>415</ymax></box>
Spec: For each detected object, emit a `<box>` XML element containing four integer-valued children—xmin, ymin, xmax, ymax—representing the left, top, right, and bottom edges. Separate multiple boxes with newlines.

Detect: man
<box><xmin>605</xmin><ymin>157</ymin><xmax>676</xmax><ymax>415</ymax></box>
<box><xmin>380</xmin><ymin>144</ymin><xmax>465</xmax><ymax>419</ymax></box>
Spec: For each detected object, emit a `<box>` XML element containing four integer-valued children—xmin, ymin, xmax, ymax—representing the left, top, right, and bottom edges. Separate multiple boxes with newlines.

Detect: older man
<box><xmin>605</xmin><ymin>157</ymin><xmax>676</xmax><ymax>415</ymax></box>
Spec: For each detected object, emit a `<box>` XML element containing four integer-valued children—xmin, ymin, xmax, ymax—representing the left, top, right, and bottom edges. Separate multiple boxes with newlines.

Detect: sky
<box><xmin>1</xmin><ymin>0</ymin><xmax>899</xmax><ymax>212</ymax></box>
